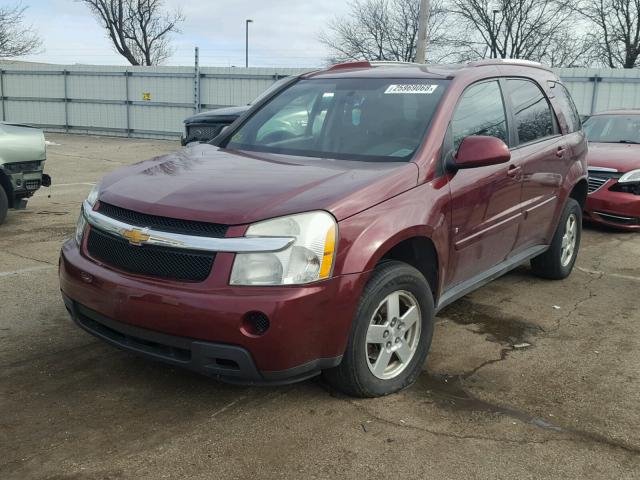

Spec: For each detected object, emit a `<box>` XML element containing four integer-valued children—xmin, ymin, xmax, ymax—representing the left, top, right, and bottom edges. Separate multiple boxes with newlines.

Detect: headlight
<box><xmin>619</xmin><ymin>169</ymin><xmax>640</xmax><ymax>184</ymax></box>
<box><xmin>75</xmin><ymin>207</ymin><xmax>87</xmax><ymax>245</ymax></box>
<box><xmin>86</xmin><ymin>183</ymin><xmax>100</xmax><ymax>207</ymax></box>
<box><xmin>75</xmin><ymin>184</ymin><xmax>99</xmax><ymax>245</ymax></box>
<box><xmin>230</xmin><ymin>211</ymin><xmax>337</xmax><ymax>286</ymax></box>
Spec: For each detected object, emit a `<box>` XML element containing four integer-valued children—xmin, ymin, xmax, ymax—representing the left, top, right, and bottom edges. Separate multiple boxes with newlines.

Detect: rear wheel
<box><xmin>531</xmin><ymin>198</ymin><xmax>581</xmax><ymax>279</ymax></box>
<box><xmin>0</xmin><ymin>186</ymin><xmax>8</xmax><ymax>225</ymax></box>
<box><xmin>324</xmin><ymin>261</ymin><xmax>434</xmax><ymax>398</ymax></box>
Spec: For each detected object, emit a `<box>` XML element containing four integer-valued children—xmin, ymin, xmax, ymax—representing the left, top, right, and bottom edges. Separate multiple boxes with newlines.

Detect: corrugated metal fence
<box><xmin>0</xmin><ymin>63</ymin><xmax>638</xmax><ymax>140</ymax></box>
<box><xmin>0</xmin><ymin>64</ymin><xmax>307</xmax><ymax>139</ymax></box>
<box><xmin>555</xmin><ymin>68</ymin><xmax>640</xmax><ymax>117</ymax></box>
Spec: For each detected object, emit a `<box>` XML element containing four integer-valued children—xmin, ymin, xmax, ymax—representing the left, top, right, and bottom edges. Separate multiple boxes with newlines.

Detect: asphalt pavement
<box><xmin>1</xmin><ymin>134</ymin><xmax>639</xmax><ymax>479</ymax></box>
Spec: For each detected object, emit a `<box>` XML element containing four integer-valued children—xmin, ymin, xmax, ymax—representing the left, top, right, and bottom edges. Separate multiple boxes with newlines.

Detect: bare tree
<box><xmin>319</xmin><ymin>0</ymin><xmax>449</xmax><ymax>63</ymax></box>
<box><xmin>449</xmin><ymin>0</ymin><xmax>582</xmax><ymax>65</ymax></box>
<box><xmin>582</xmin><ymin>0</ymin><xmax>640</xmax><ymax>68</ymax></box>
<box><xmin>0</xmin><ymin>2</ymin><xmax>42</xmax><ymax>58</ymax></box>
<box><xmin>542</xmin><ymin>28</ymin><xmax>598</xmax><ymax>67</ymax></box>
<box><xmin>77</xmin><ymin>0</ymin><xmax>184</xmax><ymax>66</ymax></box>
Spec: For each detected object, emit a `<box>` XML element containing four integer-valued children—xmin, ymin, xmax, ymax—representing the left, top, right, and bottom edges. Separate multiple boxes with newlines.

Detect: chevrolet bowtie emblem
<box><xmin>121</xmin><ymin>228</ymin><xmax>150</xmax><ymax>246</ymax></box>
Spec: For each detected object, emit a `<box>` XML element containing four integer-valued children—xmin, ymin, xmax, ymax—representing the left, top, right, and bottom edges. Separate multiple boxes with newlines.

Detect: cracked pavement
<box><xmin>1</xmin><ymin>134</ymin><xmax>639</xmax><ymax>479</ymax></box>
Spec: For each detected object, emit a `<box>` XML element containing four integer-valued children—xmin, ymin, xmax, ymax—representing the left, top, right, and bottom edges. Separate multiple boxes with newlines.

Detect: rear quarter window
<box><xmin>549</xmin><ymin>81</ymin><xmax>582</xmax><ymax>133</ymax></box>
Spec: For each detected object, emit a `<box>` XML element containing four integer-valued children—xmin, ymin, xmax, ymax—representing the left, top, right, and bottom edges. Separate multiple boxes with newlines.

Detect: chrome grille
<box><xmin>185</xmin><ymin>124</ymin><xmax>225</xmax><ymax>143</ymax></box>
<box><xmin>587</xmin><ymin>176</ymin><xmax>609</xmax><ymax>194</ymax></box>
<box><xmin>87</xmin><ymin>228</ymin><xmax>215</xmax><ymax>282</ymax></box>
<box><xmin>97</xmin><ymin>202</ymin><xmax>228</xmax><ymax>238</ymax></box>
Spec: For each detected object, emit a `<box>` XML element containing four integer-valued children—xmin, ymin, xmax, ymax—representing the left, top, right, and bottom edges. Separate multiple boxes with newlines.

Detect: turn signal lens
<box><xmin>319</xmin><ymin>225</ymin><xmax>336</xmax><ymax>279</ymax></box>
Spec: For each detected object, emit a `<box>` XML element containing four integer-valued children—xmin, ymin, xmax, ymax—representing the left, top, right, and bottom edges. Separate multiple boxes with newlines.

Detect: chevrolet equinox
<box><xmin>60</xmin><ymin>60</ymin><xmax>588</xmax><ymax>397</ymax></box>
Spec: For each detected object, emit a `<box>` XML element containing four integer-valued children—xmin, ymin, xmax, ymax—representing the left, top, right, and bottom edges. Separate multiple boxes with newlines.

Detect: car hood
<box><xmin>183</xmin><ymin>106</ymin><xmax>250</xmax><ymax>125</ymax></box>
<box><xmin>587</xmin><ymin>142</ymin><xmax>640</xmax><ymax>173</ymax></box>
<box><xmin>98</xmin><ymin>144</ymin><xmax>419</xmax><ymax>225</ymax></box>
<box><xmin>0</xmin><ymin>123</ymin><xmax>46</xmax><ymax>164</ymax></box>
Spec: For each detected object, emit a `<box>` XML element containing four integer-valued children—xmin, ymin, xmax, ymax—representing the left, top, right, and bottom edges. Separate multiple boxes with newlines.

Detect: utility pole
<box><xmin>415</xmin><ymin>0</ymin><xmax>430</xmax><ymax>64</ymax></box>
<box><xmin>245</xmin><ymin>19</ymin><xmax>253</xmax><ymax>68</ymax></box>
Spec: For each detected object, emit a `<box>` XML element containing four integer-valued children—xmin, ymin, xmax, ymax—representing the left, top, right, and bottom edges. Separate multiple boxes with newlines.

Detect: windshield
<box><xmin>226</xmin><ymin>78</ymin><xmax>449</xmax><ymax>162</ymax></box>
<box><xmin>249</xmin><ymin>76</ymin><xmax>292</xmax><ymax>105</ymax></box>
<box><xmin>583</xmin><ymin>114</ymin><xmax>640</xmax><ymax>144</ymax></box>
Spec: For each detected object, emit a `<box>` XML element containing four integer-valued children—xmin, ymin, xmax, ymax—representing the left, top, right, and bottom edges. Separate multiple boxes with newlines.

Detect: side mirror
<box><xmin>451</xmin><ymin>135</ymin><xmax>511</xmax><ymax>169</ymax></box>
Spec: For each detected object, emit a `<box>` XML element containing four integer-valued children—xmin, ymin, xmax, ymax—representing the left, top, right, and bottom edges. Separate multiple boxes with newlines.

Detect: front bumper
<box><xmin>59</xmin><ymin>240</ymin><xmax>368</xmax><ymax>384</ymax></box>
<box><xmin>585</xmin><ymin>186</ymin><xmax>640</xmax><ymax>231</ymax></box>
<box><xmin>5</xmin><ymin>168</ymin><xmax>50</xmax><ymax>204</ymax></box>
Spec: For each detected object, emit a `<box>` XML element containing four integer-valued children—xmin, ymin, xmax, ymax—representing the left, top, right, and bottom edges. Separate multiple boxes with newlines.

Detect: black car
<box><xmin>181</xmin><ymin>76</ymin><xmax>295</xmax><ymax>145</ymax></box>
<box><xmin>181</xmin><ymin>105</ymin><xmax>249</xmax><ymax>145</ymax></box>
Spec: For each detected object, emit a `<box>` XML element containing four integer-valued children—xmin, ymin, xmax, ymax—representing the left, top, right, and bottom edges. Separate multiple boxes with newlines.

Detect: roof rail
<box><xmin>468</xmin><ymin>58</ymin><xmax>551</xmax><ymax>71</ymax></box>
<box><xmin>326</xmin><ymin>60</ymin><xmax>422</xmax><ymax>71</ymax></box>
<box><xmin>369</xmin><ymin>61</ymin><xmax>421</xmax><ymax>67</ymax></box>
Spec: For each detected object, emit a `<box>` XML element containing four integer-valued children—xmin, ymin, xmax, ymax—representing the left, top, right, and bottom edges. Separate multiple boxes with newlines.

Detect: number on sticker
<box><xmin>384</xmin><ymin>84</ymin><xmax>438</xmax><ymax>94</ymax></box>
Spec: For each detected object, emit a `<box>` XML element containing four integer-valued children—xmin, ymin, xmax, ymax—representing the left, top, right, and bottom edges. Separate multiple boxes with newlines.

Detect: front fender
<box><xmin>334</xmin><ymin>178</ymin><xmax>451</xmax><ymax>295</ymax></box>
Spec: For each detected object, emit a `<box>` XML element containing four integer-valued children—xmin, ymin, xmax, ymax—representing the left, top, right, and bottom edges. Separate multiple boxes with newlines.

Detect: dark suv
<box><xmin>181</xmin><ymin>76</ymin><xmax>294</xmax><ymax>145</ymax></box>
<box><xmin>60</xmin><ymin>60</ymin><xmax>587</xmax><ymax>397</ymax></box>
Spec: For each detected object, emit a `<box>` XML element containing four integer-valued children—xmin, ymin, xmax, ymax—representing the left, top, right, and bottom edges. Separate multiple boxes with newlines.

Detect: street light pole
<box><xmin>415</xmin><ymin>0</ymin><xmax>430</xmax><ymax>64</ymax></box>
<box><xmin>245</xmin><ymin>19</ymin><xmax>253</xmax><ymax>68</ymax></box>
<box><xmin>491</xmin><ymin>9</ymin><xmax>500</xmax><ymax>59</ymax></box>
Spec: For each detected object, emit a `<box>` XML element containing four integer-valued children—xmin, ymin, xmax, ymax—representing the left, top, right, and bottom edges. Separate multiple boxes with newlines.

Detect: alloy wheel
<box><xmin>560</xmin><ymin>213</ymin><xmax>578</xmax><ymax>267</ymax></box>
<box><xmin>365</xmin><ymin>290</ymin><xmax>421</xmax><ymax>380</ymax></box>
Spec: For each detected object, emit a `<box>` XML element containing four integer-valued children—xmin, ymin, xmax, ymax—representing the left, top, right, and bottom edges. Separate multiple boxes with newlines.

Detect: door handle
<box><xmin>556</xmin><ymin>146</ymin><xmax>567</xmax><ymax>158</ymax></box>
<box><xmin>507</xmin><ymin>165</ymin><xmax>522</xmax><ymax>177</ymax></box>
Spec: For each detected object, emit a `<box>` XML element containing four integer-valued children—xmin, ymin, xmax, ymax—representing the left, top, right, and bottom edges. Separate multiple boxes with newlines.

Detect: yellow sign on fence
<box><xmin>142</xmin><ymin>92</ymin><xmax>151</xmax><ymax>101</ymax></box>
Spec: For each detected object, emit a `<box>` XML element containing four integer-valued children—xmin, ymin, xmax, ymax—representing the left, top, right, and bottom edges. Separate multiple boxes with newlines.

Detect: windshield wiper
<box><xmin>618</xmin><ymin>140</ymin><xmax>640</xmax><ymax>144</ymax></box>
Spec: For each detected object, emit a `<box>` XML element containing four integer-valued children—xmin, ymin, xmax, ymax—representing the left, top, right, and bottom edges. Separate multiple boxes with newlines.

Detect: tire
<box><xmin>323</xmin><ymin>261</ymin><xmax>435</xmax><ymax>398</ymax></box>
<box><xmin>0</xmin><ymin>186</ymin><xmax>8</xmax><ymax>225</ymax></box>
<box><xmin>531</xmin><ymin>198</ymin><xmax>582</xmax><ymax>280</ymax></box>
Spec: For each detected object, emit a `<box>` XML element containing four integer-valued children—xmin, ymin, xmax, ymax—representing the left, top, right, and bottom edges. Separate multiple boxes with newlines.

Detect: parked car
<box><xmin>60</xmin><ymin>60</ymin><xmax>587</xmax><ymax>397</ymax></box>
<box><xmin>582</xmin><ymin>110</ymin><xmax>640</xmax><ymax>231</ymax></box>
<box><xmin>0</xmin><ymin>123</ymin><xmax>51</xmax><ymax>224</ymax></box>
<box><xmin>181</xmin><ymin>105</ymin><xmax>249</xmax><ymax>145</ymax></box>
<box><xmin>181</xmin><ymin>76</ymin><xmax>295</xmax><ymax>145</ymax></box>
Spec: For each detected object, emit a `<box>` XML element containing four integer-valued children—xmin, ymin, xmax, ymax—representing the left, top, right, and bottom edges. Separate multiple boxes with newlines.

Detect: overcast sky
<box><xmin>19</xmin><ymin>0</ymin><xmax>350</xmax><ymax>67</ymax></box>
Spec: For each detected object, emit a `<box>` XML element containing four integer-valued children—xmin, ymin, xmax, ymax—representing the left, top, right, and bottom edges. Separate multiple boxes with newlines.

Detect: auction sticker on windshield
<box><xmin>384</xmin><ymin>84</ymin><xmax>438</xmax><ymax>94</ymax></box>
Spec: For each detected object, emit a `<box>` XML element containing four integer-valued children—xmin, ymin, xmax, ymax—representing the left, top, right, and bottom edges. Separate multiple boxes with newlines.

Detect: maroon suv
<box><xmin>60</xmin><ymin>60</ymin><xmax>587</xmax><ymax>397</ymax></box>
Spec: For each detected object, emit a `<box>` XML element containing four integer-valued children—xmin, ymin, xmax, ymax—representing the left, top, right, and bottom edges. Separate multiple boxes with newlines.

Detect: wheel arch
<box><xmin>569</xmin><ymin>178</ymin><xmax>588</xmax><ymax>210</ymax></box>
<box><xmin>377</xmin><ymin>235</ymin><xmax>440</xmax><ymax>302</ymax></box>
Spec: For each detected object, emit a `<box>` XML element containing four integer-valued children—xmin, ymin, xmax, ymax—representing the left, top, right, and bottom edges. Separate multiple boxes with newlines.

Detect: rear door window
<box><xmin>506</xmin><ymin>79</ymin><xmax>555</xmax><ymax>145</ymax></box>
<box><xmin>450</xmin><ymin>80</ymin><xmax>508</xmax><ymax>150</ymax></box>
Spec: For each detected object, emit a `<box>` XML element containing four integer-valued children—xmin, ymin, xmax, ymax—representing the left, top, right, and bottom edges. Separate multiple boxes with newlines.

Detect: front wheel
<box><xmin>323</xmin><ymin>261</ymin><xmax>434</xmax><ymax>398</ymax></box>
<box><xmin>531</xmin><ymin>198</ymin><xmax>582</xmax><ymax>279</ymax></box>
<box><xmin>0</xmin><ymin>186</ymin><xmax>8</xmax><ymax>225</ymax></box>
